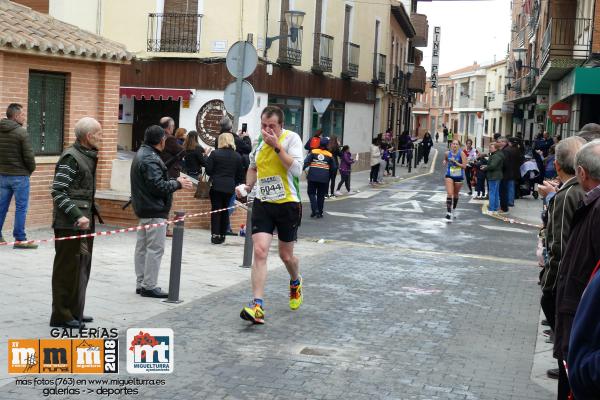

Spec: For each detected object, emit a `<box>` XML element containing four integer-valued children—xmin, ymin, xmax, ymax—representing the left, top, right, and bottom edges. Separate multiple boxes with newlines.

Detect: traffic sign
<box><xmin>226</xmin><ymin>41</ymin><xmax>258</xmax><ymax>79</ymax></box>
<box><xmin>549</xmin><ymin>102</ymin><xmax>570</xmax><ymax>124</ymax></box>
<box><xmin>224</xmin><ymin>80</ymin><xmax>255</xmax><ymax>117</ymax></box>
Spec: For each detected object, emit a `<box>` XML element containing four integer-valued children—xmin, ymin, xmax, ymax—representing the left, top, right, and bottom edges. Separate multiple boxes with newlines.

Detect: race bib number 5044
<box><xmin>258</xmin><ymin>176</ymin><xmax>286</xmax><ymax>201</ymax></box>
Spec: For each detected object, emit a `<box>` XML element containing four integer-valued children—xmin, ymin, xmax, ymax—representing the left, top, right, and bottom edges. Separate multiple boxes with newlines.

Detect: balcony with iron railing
<box><xmin>147</xmin><ymin>13</ymin><xmax>202</xmax><ymax>53</ymax></box>
<box><xmin>541</xmin><ymin>18</ymin><xmax>592</xmax><ymax>70</ymax></box>
<box><xmin>373</xmin><ymin>53</ymin><xmax>386</xmax><ymax>84</ymax></box>
<box><xmin>312</xmin><ymin>33</ymin><xmax>333</xmax><ymax>72</ymax></box>
<box><xmin>342</xmin><ymin>42</ymin><xmax>360</xmax><ymax>79</ymax></box>
<box><xmin>278</xmin><ymin>26</ymin><xmax>303</xmax><ymax>66</ymax></box>
<box><xmin>518</xmin><ymin>28</ymin><xmax>525</xmax><ymax>48</ymax></box>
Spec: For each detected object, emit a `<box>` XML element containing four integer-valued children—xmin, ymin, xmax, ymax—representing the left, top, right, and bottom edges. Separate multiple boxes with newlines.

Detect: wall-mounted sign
<box><xmin>211</xmin><ymin>40</ymin><xmax>228</xmax><ymax>53</ymax></box>
<box><xmin>430</xmin><ymin>26</ymin><xmax>441</xmax><ymax>88</ymax></box>
<box><xmin>195</xmin><ymin>99</ymin><xmax>233</xmax><ymax>147</ymax></box>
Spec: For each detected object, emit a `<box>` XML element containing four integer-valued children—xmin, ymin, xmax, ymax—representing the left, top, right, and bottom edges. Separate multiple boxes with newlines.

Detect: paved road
<box><xmin>2</xmin><ymin>144</ymin><xmax>552</xmax><ymax>399</ymax></box>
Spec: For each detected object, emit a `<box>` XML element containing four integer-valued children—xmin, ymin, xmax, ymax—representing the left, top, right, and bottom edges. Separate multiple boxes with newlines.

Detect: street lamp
<box><xmin>512</xmin><ymin>47</ymin><xmax>539</xmax><ymax>75</ymax></box>
<box><xmin>265</xmin><ymin>10</ymin><xmax>306</xmax><ymax>50</ymax></box>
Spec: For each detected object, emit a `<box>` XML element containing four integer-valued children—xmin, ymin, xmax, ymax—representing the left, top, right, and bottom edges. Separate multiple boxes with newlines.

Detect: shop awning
<box><xmin>119</xmin><ymin>87</ymin><xmax>192</xmax><ymax>100</ymax></box>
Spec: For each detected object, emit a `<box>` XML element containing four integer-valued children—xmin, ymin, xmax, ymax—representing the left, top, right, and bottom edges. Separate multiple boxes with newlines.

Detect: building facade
<box><xmin>484</xmin><ymin>60</ymin><xmax>512</xmax><ymax>143</ymax></box>
<box><xmin>39</xmin><ymin>0</ymin><xmax>428</xmax><ymax>171</ymax></box>
<box><xmin>506</xmin><ymin>0</ymin><xmax>600</xmax><ymax>140</ymax></box>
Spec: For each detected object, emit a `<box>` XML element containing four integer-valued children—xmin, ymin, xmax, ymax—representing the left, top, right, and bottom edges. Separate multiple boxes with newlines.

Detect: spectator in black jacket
<box><xmin>205</xmin><ymin>132</ymin><xmax>244</xmax><ymax>244</ymax></box>
<box><xmin>131</xmin><ymin>125</ymin><xmax>192</xmax><ymax>298</ymax></box>
<box><xmin>217</xmin><ymin>117</ymin><xmax>252</xmax><ymax>235</ymax></box>
<box><xmin>498</xmin><ymin>137</ymin><xmax>522</xmax><ymax>212</ymax></box>
<box><xmin>159</xmin><ymin>116</ymin><xmax>184</xmax><ymax>178</ymax></box>
<box><xmin>182</xmin><ymin>131</ymin><xmax>206</xmax><ymax>180</ymax></box>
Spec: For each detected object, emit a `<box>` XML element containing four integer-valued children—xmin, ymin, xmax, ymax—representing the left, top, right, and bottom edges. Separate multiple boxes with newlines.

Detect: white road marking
<box><xmin>480</xmin><ymin>225</ymin><xmax>530</xmax><ymax>234</ymax></box>
<box><xmin>350</xmin><ymin>190</ymin><xmax>379</xmax><ymax>199</ymax></box>
<box><xmin>326</xmin><ymin>211</ymin><xmax>368</xmax><ymax>219</ymax></box>
<box><xmin>428</xmin><ymin>193</ymin><xmax>448</xmax><ymax>202</ymax></box>
<box><xmin>390</xmin><ymin>192</ymin><xmax>417</xmax><ymax>200</ymax></box>
<box><xmin>376</xmin><ymin>200</ymin><xmax>424</xmax><ymax>213</ymax></box>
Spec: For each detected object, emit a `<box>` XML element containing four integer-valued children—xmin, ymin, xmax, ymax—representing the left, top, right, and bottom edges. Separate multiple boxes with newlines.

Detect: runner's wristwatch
<box><xmin>274</xmin><ymin>146</ymin><xmax>281</xmax><ymax>154</ymax></box>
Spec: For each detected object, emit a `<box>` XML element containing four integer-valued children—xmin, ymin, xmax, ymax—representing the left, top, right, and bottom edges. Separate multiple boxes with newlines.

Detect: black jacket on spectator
<box><xmin>205</xmin><ymin>148</ymin><xmax>244</xmax><ymax>194</ymax></box>
<box><xmin>501</xmin><ymin>145</ymin><xmax>522</xmax><ymax>181</ymax></box>
<box><xmin>131</xmin><ymin>144</ymin><xmax>181</xmax><ymax>219</ymax></box>
<box><xmin>216</xmin><ymin>133</ymin><xmax>252</xmax><ymax>169</ymax></box>
<box><xmin>160</xmin><ymin>135</ymin><xmax>184</xmax><ymax>178</ymax></box>
<box><xmin>183</xmin><ymin>146</ymin><xmax>206</xmax><ymax>176</ymax></box>
<box><xmin>554</xmin><ymin>186</ymin><xmax>600</xmax><ymax>361</ymax></box>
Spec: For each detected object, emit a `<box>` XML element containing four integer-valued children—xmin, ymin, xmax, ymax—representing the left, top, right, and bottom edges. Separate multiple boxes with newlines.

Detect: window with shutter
<box><xmin>27</xmin><ymin>72</ymin><xmax>66</xmax><ymax>155</ymax></box>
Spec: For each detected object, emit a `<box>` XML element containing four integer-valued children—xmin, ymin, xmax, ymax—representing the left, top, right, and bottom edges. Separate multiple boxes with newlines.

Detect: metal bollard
<box><xmin>414</xmin><ymin>145</ymin><xmax>418</xmax><ymax>169</ymax></box>
<box><xmin>164</xmin><ymin>210</ymin><xmax>185</xmax><ymax>304</ymax></box>
<box><xmin>392</xmin><ymin>150</ymin><xmax>397</xmax><ymax>177</ymax></box>
<box><xmin>239</xmin><ymin>199</ymin><xmax>253</xmax><ymax>268</ymax></box>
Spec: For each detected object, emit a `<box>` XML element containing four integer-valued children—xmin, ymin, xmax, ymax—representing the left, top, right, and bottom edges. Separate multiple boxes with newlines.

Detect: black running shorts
<box><xmin>251</xmin><ymin>199</ymin><xmax>302</xmax><ymax>242</ymax></box>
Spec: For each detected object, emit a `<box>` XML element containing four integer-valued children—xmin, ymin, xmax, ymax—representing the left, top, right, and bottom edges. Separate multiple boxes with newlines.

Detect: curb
<box><xmin>481</xmin><ymin>203</ymin><xmax>542</xmax><ymax>229</ymax></box>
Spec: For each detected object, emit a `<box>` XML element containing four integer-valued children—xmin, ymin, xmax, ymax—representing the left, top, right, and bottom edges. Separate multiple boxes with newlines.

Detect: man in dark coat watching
<box><xmin>554</xmin><ymin>139</ymin><xmax>600</xmax><ymax>399</ymax></box>
<box><xmin>131</xmin><ymin>125</ymin><xmax>192</xmax><ymax>298</ymax></box>
<box><xmin>538</xmin><ymin>136</ymin><xmax>586</xmax><ymax>380</ymax></box>
<box><xmin>50</xmin><ymin>117</ymin><xmax>102</xmax><ymax>329</ymax></box>
<box><xmin>0</xmin><ymin>103</ymin><xmax>37</xmax><ymax>247</ymax></box>
<box><xmin>159</xmin><ymin>116</ymin><xmax>184</xmax><ymax>179</ymax></box>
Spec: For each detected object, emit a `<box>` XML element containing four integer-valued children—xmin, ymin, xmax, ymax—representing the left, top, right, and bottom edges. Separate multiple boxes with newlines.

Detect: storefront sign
<box><xmin>195</xmin><ymin>99</ymin><xmax>233</xmax><ymax>147</ymax></box>
<box><xmin>430</xmin><ymin>27</ymin><xmax>441</xmax><ymax>88</ymax></box>
<box><xmin>549</xmin><ymin>102</ymin><xmax>570</xmax><ymax>124</ymax></box>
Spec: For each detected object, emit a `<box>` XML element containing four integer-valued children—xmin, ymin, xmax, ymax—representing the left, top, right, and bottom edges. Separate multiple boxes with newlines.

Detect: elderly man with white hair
<box><xmin>49</xmin><ymin>117</ymin><xmax>103</xmax><ymax>329</ymax></box>
<box><xmin>552</xmin><ymin>139</ymin><xmax>600</xmax><ymax>399</ymax></box>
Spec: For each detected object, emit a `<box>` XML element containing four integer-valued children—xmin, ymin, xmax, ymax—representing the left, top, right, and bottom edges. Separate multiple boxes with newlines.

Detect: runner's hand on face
<box><xmin>262</xmin><ymin>128</ymin><xmax>278</xmax><ymax>147</ymax></box>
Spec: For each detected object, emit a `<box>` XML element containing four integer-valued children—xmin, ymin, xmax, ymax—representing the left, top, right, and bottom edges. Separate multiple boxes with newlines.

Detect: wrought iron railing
<box><xmin>278</xmin><ymin>26</ymin><xmax>303</xmax><ymax>66</ymax></box>
<box><xmin>375</xmin><ymin>53</ymin><xmax>386</xmax><ymax>83</ymax></box>
<box><xmin>342</xmin><ymin>42</ymin><xmax>360</xmax><ymax>78</ymax></box>
<box><xmin>541</xmin><ymin>18</ymin><xmax>592</xmax><ymax>69</ymax></box>
<box><xmin>313</xmin><ymin>33</ymin><xmax>333</xmax><ymax>72</ymax></box>
<box><xmin>147</xmin><ymin>13</ymin><xmax>202</xmax><ymax>53</ymax></box>
<box><xmin>518</xmin><ymin>28</ymin><xmax>525</xmax><ymax>48</ymax></box>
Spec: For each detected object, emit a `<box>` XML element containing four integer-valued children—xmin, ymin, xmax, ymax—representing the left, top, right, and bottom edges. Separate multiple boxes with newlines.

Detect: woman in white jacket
<box><xmin>370</xmin><ymin>138</ymin><xmax>381</xmax><ymax>185</ymax></box>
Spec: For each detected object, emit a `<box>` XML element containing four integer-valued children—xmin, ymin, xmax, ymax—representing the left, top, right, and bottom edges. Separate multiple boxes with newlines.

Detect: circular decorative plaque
<box><xmin>195</xmin><ymin>99</ymin><xmax>234</xmax><ymax>147</ymax></box>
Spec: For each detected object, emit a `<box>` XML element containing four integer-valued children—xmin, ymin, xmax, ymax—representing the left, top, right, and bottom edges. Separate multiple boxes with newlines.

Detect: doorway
<box><xmin>132</xmin><ymin>99</ymin><xmax>180</xmax><ymax>151</ymax></box>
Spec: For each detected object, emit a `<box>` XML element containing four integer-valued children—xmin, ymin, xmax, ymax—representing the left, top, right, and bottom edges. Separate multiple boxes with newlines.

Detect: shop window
<box><xmin>268</xmin><ymin>96</ymin><xmax>304</xmax><ymax>136</ymax></box>
<box><xmin>311</xmin><ymin>101</ymin><xmax>345</xmax><ymax>143</ymax></box>
<box><xmin>27</xmin><ymin>72</ymin><xmax>66</xmax><ymax>155</ymax></box>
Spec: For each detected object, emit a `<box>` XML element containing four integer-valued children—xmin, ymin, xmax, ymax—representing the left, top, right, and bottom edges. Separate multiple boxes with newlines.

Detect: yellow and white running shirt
<box><xmin>249</xmin><ymin>130</ymin><xmax>304</xmax><ymax>203</ymax></box>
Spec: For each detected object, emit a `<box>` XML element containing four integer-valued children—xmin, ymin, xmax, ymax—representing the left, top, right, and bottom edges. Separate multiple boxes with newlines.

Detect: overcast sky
<box><xmin>417</xmin><ymin>0</ymin><xmax>512</xmax><ymax>75</ymax></box>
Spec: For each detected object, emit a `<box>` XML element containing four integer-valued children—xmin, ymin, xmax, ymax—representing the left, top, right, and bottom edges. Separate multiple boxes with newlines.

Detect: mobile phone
<box><xmin>242</xmin><ymin>123</ymin><xmax>247</xmax><ymax>134</ymax></box>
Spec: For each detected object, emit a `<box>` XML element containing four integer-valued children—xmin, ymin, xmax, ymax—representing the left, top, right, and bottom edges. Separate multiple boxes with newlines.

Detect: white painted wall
<box><xmin>50</xmin><ymin>0</ymin><xmax>100</xmax><ymax>34</ymax></box>
<box><xmin>179</xmin><ymin>89</ymin><xmax>269</xmax><ymax>147</ymax></box>
<box><xmin>344</xmin><ymin>102</ymin><xmax>374</xmax><ymax>154</ymax></box>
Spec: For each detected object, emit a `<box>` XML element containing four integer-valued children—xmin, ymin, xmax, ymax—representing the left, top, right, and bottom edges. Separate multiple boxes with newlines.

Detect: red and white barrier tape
<box><xmin>0</xmin><ymin>202</ymin><xmax>246</xmax><ymax>247</ymax></box>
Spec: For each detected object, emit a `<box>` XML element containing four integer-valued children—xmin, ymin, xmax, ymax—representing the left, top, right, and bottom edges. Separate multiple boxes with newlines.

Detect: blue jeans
<box><xmin>0</xmin><ymin>175</ymin><xmax>31</xmax><ymax>240</ymax></box>
<box><xmin>488</xmin><ymin>180</ymin><xmax>500</xmax><ymax>211</ymax></box>
<box><xmin>507</xmin><ymin>179</ymin><xmax>515</xmax><ymax>206</ymax></box>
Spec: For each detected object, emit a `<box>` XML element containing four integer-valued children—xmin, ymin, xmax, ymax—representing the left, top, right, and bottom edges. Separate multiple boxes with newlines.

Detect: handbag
<box><xmin>194</xmin><ymin>173</ymin><xmax>210</xmax><ymax>199</ymax></box>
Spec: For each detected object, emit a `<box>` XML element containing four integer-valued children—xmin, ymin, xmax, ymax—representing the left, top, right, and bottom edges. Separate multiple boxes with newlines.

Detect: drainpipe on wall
<box><xmin>96</xmin><ymin>0</ymin><xmax>103</xmax><ymax>36</ymax></box>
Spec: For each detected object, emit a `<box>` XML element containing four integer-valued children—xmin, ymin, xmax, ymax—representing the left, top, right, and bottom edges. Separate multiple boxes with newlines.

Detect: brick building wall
<box><xmin>594</xmin><ymin>0</ymin><xmax>600</xmax><ymax>54</ymax></box>
<box><xmin>0</xmin><ymin>51</ymin><xmax>121</xmax><ymax>235</ymax></box>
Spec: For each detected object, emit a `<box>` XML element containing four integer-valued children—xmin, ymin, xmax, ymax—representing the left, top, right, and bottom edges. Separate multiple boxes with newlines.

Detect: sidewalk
<box><xmin>0</xmin><ymin>230</ymin><xmax>332</xmax><ymax>388</ymax></box>
<box><xmin>483</xmin><ymin>194</ymin><xmax>544</xmax><ymax>228</ymax></box>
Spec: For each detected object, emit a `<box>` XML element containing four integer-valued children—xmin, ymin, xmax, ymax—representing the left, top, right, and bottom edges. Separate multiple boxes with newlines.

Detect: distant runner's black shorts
<box><xmin>252</xmin><ymin>199</ymin><xmax>302</xmax><ymax>242</ymax></box>
<box><xmin>445</xmin><ymin>175</ymin><xmax>464</xmax><ymax>183</ymax></box>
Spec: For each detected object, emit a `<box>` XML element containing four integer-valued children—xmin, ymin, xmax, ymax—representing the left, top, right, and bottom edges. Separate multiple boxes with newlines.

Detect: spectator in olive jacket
<box><xmin>0</xmin><ymin>103</ymin><xmax>36</xmax><ymax>247</ymax></box>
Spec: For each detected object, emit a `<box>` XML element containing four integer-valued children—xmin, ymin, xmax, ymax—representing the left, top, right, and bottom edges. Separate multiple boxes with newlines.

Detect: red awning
<box><xmin>119</xmin><ymin>87</ymin><xmax>192</xmax><ymax>101</ymax></box>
